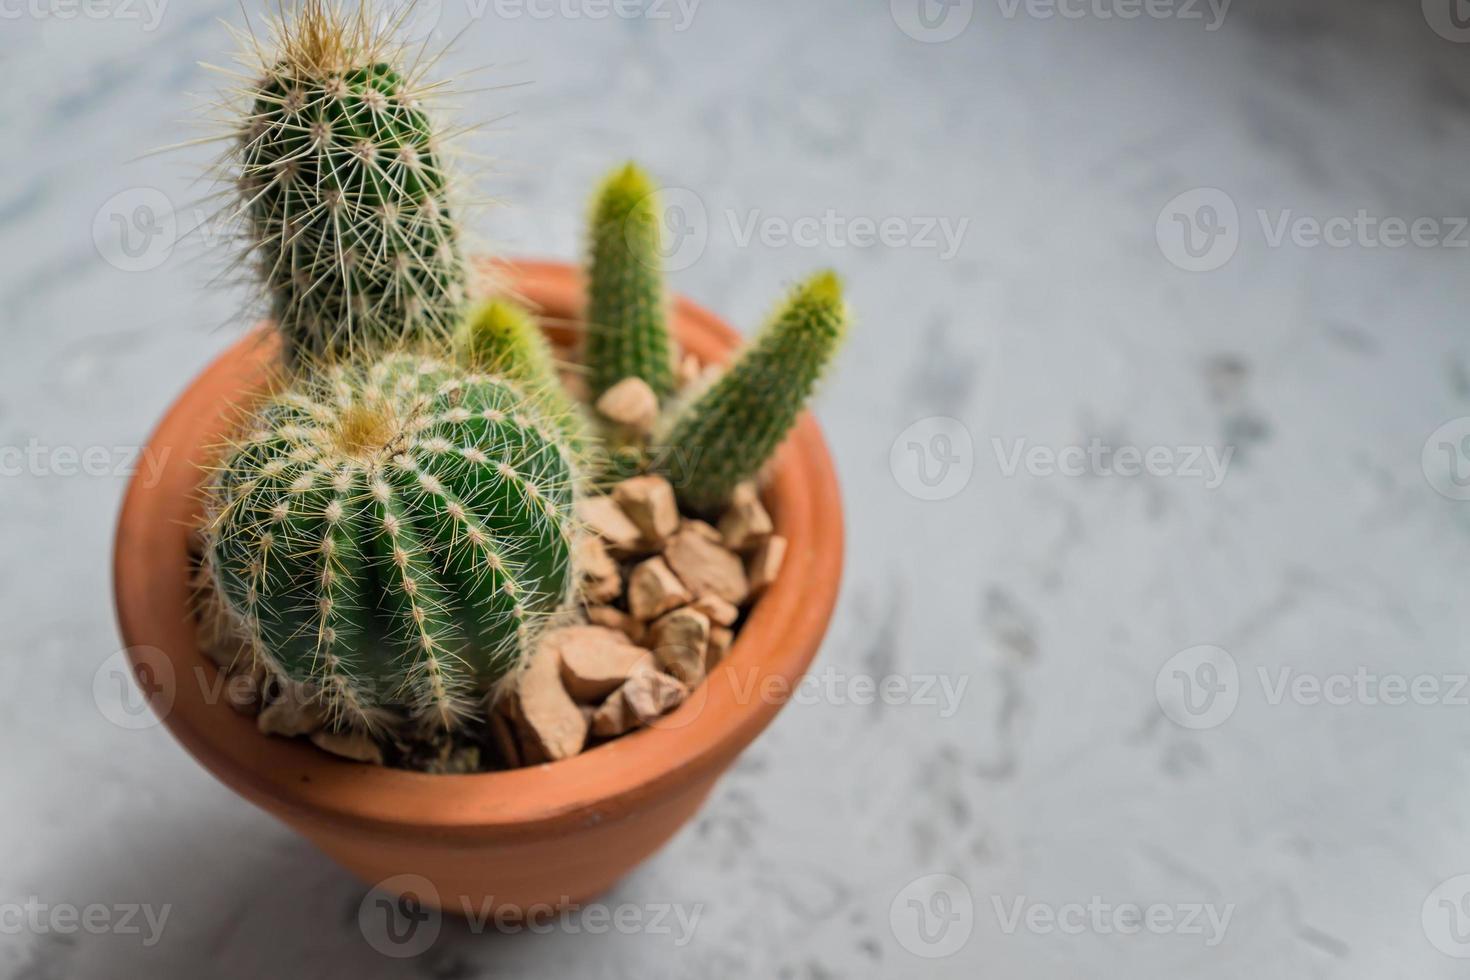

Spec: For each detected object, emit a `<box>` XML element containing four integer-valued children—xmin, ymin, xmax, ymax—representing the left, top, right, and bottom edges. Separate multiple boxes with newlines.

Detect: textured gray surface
<box><xmin>5</xmin><ymin>0</ymin><xmax>1470</xmax><ymax>976</ymax></box>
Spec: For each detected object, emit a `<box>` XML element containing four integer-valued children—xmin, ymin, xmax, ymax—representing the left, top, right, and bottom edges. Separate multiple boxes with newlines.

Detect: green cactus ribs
<box><xmin>235</xmin><ymin>4</ymin><xmax>466</xmax><ymax>364</ymax></box>
<box><xmin>658</xmin><ymin>271</ymin><xmax>848</xmax><ymax>514</ymax></box>
<box><xmin>585</xmin><ymin>163</ymin><xmax>676</xmax><ymax>400</ymax></box>
<box><xmin>206</xmin><ymin>353</ymin><xmax>576</xmax><ymax>731</ymax></box>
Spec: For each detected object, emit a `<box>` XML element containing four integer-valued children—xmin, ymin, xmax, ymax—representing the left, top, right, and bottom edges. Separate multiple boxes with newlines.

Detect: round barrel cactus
<box><xmin>206</xmin><ymin>353</ymin><xmax>577</xmax><ymax>731</ymax></box>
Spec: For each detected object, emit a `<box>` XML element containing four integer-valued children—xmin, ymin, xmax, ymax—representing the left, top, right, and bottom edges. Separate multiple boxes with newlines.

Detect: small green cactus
<box><xmin>457</xmin><ymin>298</ymin><xmax>589</xmax><ymax>453</ymax></box>
<box><xmin>585</xmin><ymin>163</ymin><xmax>676</xmax><ymax>400</ymax></box>
<box><xmin>657</xmin><ymin>271</ymin><xmax>847</xmax><ymax>513</ymax></box>
<box><xmin>205</xmin><ymin>352</ymin><xmax>577</xmax><ymax>731</ymax></box>
<box><xmin>230</xmin><ymin>1</ymin><xmax>467</xmax><ymax>365</ymax></box>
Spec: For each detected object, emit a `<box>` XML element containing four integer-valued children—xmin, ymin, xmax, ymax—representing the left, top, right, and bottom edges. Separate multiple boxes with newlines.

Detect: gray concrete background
<box><xmin>4</xmin><ymin>0</ymin><xmax>1470</xmax><ymax>976</ymax></box>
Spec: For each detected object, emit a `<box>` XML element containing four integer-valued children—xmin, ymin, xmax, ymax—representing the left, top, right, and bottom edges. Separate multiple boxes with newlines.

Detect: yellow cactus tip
<box><xmin>802</xmin><ymin>269</ymin><xmax>844</xmax><ymax>305</ymax></box>
<box><xmin>472</xmin><ymin>298</ymin><xmax>523</xmax><ymax>330</ymax></box>
<box><xmin>602</xmin><ymin>161</ymin><xmax>657</xmax><ymax>205</ymax></box>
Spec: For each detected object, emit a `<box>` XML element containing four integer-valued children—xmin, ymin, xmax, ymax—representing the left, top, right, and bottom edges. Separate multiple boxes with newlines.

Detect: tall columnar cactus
<box><xmin>585</xmin><ymin>163</ymin><xmax>675</xmax><ymax>399</ymax></box>
<box><xmin>658</xmin><ymin>271</ymin><xmax>848</xmax><ymax>513</ymax></box>
<box><xmin>229</xmin><ymin>1</ymin><xmax>467</xmax><ymax>365</ymax></box>
<box><xmin>205</xmin><ymin>352</ymin><xmax>577</xmax><ymax>731</ymax></box>
<box><xmin>457</xmin><ymin>298</ymin><xmax>588</xmax><ymax>453</ymax></box>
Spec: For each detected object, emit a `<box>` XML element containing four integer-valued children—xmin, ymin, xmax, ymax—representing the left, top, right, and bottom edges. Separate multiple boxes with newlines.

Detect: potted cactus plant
<box><xmin>113</xmin><ymin>1</ymin><xmax>845</xmax><ymax>915</ymax></box>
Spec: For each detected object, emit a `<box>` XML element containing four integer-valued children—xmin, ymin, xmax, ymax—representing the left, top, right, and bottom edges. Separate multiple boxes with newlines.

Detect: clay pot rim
<box><xmin>112</xmin><ymin>259</ymin><xmax>844</xmax><ymax>843</ymax></box>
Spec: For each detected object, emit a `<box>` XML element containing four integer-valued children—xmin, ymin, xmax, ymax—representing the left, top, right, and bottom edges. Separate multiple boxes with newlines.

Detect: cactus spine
<box><xmin>230</xmin><ymin>1</ymin><xmax>467</xmax><ymax>365</ymax></box>
<box><xmin>457</xmin><ymin>298</ymin><xmax>588</xmax><ymax>453</ymax></box>
<box><xmin>206</xmin><ymin>352</ymin><xmax>576</xmax><ymax>731</ymax></box>
<box><xmin>658</xmin><ymin>271</ymin><xmax>847</xmax><ymax>513</ymax></box>
<box><xmin>585</xmin><ymin>163</ymin><xmax>676</xmax><ymax>400</ymax></box>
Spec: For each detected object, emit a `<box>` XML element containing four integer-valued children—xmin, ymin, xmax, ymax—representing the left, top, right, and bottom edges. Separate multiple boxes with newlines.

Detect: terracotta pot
<box><xmin>112</xmin><ymin>259</ymin><xmax>844</xmax><ymax>915</ymax></box>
